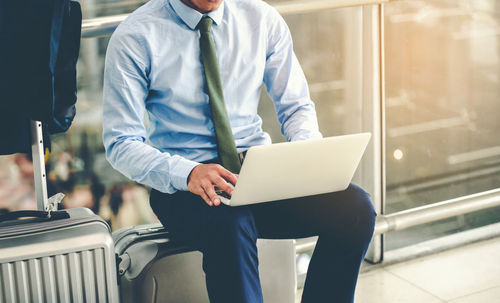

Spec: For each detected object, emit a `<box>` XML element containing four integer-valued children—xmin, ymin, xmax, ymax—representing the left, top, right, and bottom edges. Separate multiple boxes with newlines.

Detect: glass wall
<box><xmin>262</xmin><ymin>2</ymin><xmax>366</xmax><ymax>142</ymax></box>
<box><xmin>385</xmin><ymin>0</ymin><xmax>500</xmax><ymax>250</ymax></box>
<box><xmin>2</xmin><ymin>0</ymin><xmax>498</xmax><ymax>256</ymax></box>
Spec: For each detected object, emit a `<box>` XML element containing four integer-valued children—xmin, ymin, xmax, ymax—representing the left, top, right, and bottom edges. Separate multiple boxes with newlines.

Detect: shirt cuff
<box><xmin>170</xmin><ymin>157</ymin><xmax>200</xmax><ymax>192</ymax></box>
<box><xmin>290</xmin><ymin>130</ymin><xmax>323</xmax><ymax>142</ymax></box>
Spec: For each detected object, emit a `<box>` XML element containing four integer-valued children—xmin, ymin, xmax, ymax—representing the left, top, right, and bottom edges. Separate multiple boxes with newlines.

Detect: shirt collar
<box><xmin>169</xmin><ymin>0</ymin><xmax>225</xmax><ymax>30</ymax></box>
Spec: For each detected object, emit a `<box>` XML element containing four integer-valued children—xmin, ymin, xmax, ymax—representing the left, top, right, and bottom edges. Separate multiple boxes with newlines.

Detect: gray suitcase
<box><xmin>0</xmin><ymin>120</ymin><xmax>118</xmax><ymax>303</ymax></box>
<box><xmin>114</xmin><ymin>223</ymin><xmax>297</xmax><ymax>303</ymax></box>
<box><xmin>0</xmin><ymin>208</ymin><xmax>119</xmax><ymax>303</ymax></box>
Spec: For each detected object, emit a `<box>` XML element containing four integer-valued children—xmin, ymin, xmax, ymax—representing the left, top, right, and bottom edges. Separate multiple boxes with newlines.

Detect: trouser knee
<box><xmin>348</xmin><ymin>184</ymin><xmax>377</xmax><ymax>240</ymax></box>
<box><xmin>324</xmin><ymin>184</ymin><xmax>376</xmax><ymax>245</ymax></box>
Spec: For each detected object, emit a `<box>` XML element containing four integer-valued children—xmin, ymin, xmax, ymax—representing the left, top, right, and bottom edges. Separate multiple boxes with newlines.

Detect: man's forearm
<box><xmin>104</xmin><ymin>137</ymin><xmax>199</xmax><ymax>193</ymax></box>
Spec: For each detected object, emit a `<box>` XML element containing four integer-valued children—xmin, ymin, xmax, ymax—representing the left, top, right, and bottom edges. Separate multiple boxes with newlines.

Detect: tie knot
<box><xmin>197</xmin><ymin>16</ymin><xmax>213</xmax><ymax>33</ymax></box>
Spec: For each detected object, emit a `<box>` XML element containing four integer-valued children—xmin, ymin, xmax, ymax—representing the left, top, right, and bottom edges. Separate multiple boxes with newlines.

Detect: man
<box><xmin>103</xmin><ymin>0</ymin><xmax>376</xmax><ymax>302</ymax></box>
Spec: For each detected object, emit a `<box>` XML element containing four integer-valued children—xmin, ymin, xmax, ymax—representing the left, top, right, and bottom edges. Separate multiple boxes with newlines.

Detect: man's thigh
<box><xmin>150</xmin><ymin>183</ymin><xmax>374</xmax><ymax>245</ymax></box>
<box><xmin>250</xmin><ymin>183</ymin><xmax>375</xmax><ymax>240</ymax></box>
<box><xmin>149</xmin><ymin>189</ymin><xmax>256</xmax><ymax>251</ymax></box>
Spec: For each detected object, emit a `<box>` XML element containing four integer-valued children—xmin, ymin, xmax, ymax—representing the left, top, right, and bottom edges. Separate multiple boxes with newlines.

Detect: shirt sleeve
<box><xmin>102</xmin><ymin>24</ymin><xmax>199</xmax><ymax>194</ymax></box>
<box><xmin>263</xmin><ymin>8</ymin><xmax>323</xmax><ymax>142</ymax></box>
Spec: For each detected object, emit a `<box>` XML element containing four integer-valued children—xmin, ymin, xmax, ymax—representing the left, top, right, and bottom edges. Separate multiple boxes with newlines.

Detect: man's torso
<box><xmin>115</xmin><ymin>0</ymin><xmax>279</xmax><ymax>162</ymax></box>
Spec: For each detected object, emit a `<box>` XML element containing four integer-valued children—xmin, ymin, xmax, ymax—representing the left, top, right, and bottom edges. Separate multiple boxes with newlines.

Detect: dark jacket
<box><xmin>0</xmin><ymin>0</ymin><xmax>82</xmax><ymax>155</ymax></box>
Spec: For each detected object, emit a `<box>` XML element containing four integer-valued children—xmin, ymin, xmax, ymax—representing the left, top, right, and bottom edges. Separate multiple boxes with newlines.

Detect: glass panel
<box><xmin>385</xmin><ymin>0</ymin><xmax>500</xmax><ymax>250</ymax></box>
<box><xmin>259</xmin><ymin>4</ymin><xmax>364</xmax><ymax>143</ymax></box>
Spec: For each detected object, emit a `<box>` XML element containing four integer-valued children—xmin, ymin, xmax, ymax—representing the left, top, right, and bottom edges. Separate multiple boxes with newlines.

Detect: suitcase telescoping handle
<box><xmin>31</xmin><ymin>120</ymin><xmax>49</xmax><ymax>211</ymax></box>
<box><xmin>0</xmin><ymin>210</ymin><xmax>70</xmax><ymax>223</ymax></box>
<box><xmin>31</xmin><ymin>122</ymin><xmax>66</xmax><ymax>212</ymax></box>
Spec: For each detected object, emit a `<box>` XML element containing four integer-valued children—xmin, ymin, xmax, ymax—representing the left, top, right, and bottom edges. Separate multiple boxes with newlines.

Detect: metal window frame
<box><xmin>361</xmin><ymin>3</ymin><xmax>385</xmax><ymax>263</ymax></box>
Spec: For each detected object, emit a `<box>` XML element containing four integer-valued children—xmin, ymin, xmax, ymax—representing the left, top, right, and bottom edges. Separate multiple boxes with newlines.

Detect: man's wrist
<box><xmin>170</xmin><ymin>158</ymin><xmax>200</xmax><ymax>191</ymax></box>
<box><xmin>187</xmin><ymin>164</ymin><xmax>202</xmax><ymax>187</ymax></box>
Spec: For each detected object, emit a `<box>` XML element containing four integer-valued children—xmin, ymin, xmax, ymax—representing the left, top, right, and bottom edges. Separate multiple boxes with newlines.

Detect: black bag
<box><xmin>0</xmin><ymin>0</ymin><xmax>81</xmax><ymax>155</ymax></box>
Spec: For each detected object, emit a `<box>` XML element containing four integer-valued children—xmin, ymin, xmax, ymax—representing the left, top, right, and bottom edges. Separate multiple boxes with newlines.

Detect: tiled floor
<box><xmin>296</xmin><ymin>237</ymin><xmax>500</xmax><ymax>302</ymax></box>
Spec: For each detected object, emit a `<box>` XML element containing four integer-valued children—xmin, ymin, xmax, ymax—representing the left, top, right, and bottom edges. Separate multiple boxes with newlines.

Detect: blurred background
<box><xmin>1</xmin><ymin>0</ymin><xmax>500</xmax><ymax>293</ymax></box>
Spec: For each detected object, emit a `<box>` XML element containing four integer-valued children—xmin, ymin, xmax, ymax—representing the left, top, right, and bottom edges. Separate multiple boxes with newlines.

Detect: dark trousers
<box><xmin>150</xmin><ymin>183</ymin><xmax>376</xmax><ymax>303</ymax></box>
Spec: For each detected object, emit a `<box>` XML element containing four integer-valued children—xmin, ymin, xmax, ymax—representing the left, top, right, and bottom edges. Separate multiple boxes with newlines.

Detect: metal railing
<box><xmin>296</xmin><ymin>188</ymin><xmax>500</xmax><ymax>253</ymax></box>
<box><xmin>81</xmin><ymin>0</ymin><xmax>398</xmax><ymax>37</ymax></box>
<box><xmin>82</xmin><ymin>14</ymin><xmax>129</xmax><ymax>38</ymax></box>
<box><xmin>375</xmin><ymin>188</ymin><xmax>500</xmax><ymax>235</ymax></box>
<box><xmin>272</xmin><ymin>0</ymin><xmax>397</xmax><ymax>15</ymax></box>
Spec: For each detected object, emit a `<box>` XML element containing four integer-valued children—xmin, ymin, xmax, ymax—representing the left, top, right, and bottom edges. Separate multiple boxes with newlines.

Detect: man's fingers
<box><xmin>199</xmin><ymin>185</ymin><xmax>213</xmax><ymax>206</ymax></box>
<box><xmin>214</xmin><ymin>177</ymin><xmax>233</xmax><ymax>195</ymax></box>
<box><xmin>217</xmin><ymin>166</ymin><xmax>238</xmax><ymax>185</ymax></box>
<box><xmin>202</xmin><ymin>182</ymin><xmax>221</xmax><ymax>206</ymax></box>
<box><xmin>187</xmin><ymin>164</ymin><xmax>236</xmax><ymax>206</ymax></box>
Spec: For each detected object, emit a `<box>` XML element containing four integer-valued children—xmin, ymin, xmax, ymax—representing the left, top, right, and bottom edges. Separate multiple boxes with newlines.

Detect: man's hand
<box><xmin>187</xmin><ymin>164</ymin><xmax>238</xmax><ymax>206</ymax></box>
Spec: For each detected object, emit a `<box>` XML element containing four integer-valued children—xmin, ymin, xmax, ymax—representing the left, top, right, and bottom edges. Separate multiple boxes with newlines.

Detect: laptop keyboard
<box><xmin>215</xmin><ymin>189</ymin><xmax>232</xmax><ymax>200</ymax></box>
<box><xmin>214</xmin><ymin>184</ymin><xmax>234</xmax><ymax>203</ymax></box>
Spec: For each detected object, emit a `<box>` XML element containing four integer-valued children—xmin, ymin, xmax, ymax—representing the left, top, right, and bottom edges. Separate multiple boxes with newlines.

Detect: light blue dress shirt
<box><xmin>103</xmin><ymin>0</ymin><xmax>322</xmax><ymax>194</ymax></box>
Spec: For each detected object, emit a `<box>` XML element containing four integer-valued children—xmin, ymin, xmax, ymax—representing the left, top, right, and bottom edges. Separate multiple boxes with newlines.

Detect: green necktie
<box><xmin>198</xmin><ymin>16</ymin><xmax>241</xmax><ymax>173</ymax></box>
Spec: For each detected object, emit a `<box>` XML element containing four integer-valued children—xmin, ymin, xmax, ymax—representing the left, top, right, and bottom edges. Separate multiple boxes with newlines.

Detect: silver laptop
<box><xmin>218</xmin><ymin>132</ymin><xmax>371</xmax><ymax>206</ymax></box>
